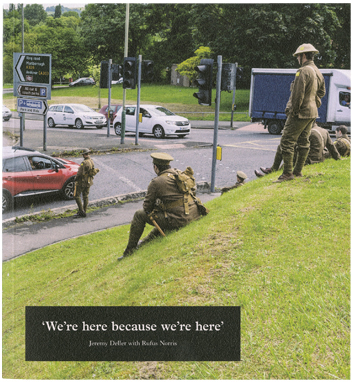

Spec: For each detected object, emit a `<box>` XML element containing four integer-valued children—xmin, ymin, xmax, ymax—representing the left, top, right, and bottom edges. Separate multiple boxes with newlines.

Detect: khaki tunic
<box><xmin>285</xmin><ymin>61</ymin><xmax>326</xmax><ymax>119</ymax></box>
<box><xmin>334</xmin><ymin>134</ymin><xmax>351</xmax><ymax>157</ymax></box>
<box><xmin>144</xmin><ymin>168</ymin><xmax>200</xmax><ymax>227</ymax></box>
<box><xmin>74</xmin><ymin>156</ymin><xmax>94</xmax><ymax>212</ymax></box>
<box><xmin>307</xmin><ymin>125</ymin><xmax>340</xmax><ymax>163</ymax></box>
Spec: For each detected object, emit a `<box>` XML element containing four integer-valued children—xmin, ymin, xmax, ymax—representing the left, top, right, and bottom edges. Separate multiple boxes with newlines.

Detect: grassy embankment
<box><xmin>2</xmin><ymin>84</ymin><xmax>251</xmax><ymax>122</ymax></box>
<box><xmin>2</xmin><ymin>158</ymin><xmax>350</xmax><ymax>379</ymax></box>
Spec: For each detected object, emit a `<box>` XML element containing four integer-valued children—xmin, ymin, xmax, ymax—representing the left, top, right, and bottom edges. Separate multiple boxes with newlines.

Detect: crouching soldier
<box><xmin>221</xmin><ymin>171</ymin><xmax>247</xmax><ymax>195</ymax></box>
<box><xmin>119</xmin><ymin>152</ymin><xmax>208</xmax><ymax>260</ymax></box>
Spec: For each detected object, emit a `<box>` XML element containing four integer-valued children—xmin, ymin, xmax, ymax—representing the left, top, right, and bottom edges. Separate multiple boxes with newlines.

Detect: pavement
<box><xmin>2</xmin><ymin>120</ymin><xmax>238</xmax><ymax>261</ymax></box>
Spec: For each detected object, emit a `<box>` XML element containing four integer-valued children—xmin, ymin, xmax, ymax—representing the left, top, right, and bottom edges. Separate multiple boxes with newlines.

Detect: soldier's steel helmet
<box><xmin>82</xmin><ymin>149</ymin><xmax>91</xmax><ymax>155</ymax></box>
<box><xmin>237</xmin><ymin>171</ymin><xmax>247</xmax><ymax>180</ymax></box>
<box><xmin>151</xmin><ymin>152</ymin><xmax>174</xmax><ymax>165</ymax></box>
<box><xmin>293</xmin><ymin>43</ymin><xmax>319</xmax><ymax>57</ymax></box>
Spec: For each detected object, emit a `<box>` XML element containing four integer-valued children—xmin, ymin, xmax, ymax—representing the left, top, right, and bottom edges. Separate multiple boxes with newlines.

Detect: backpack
<box><xmin>89</xmin><ymin>167</ymin><xmax>100</xmax><ymax>177</ymax></box>
<box><xmin>165</xmin><ymin>167</ymin><xmax>209</xmax><ymax>216</ymax></box>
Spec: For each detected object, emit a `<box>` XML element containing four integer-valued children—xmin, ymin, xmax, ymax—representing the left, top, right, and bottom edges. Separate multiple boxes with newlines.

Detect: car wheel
<box><xmin>114</xmin><ymin>122</ymin><xmax>122</xmax><ymax>135</ymax></box>
<box><xmin>153</xmin><ymin>125</ymin><xmax>165</xmax><ymax>139</ymax></box>
<box><xmin>2</xmin><ymin>190</ymin><xmax>13</xmax><ymax>213</ymax></box>
<box><xmin>62</xmin><ymin>177</ymin><xmax>76</xmax><ymax>200</ymax></box>
<box><xmin>48</xmin><ymin>118</ymin><xmax>55</xmax><ymax>128</ymax></box>
<box><xmin>268</xmin><ymin>121</ymin><xmax>282</xmax><ymax>135</ymax></box>
<box><xmin>75</xmin><ymin>119</ymin><xmax>84</xmax><ymax>129</ymax></box>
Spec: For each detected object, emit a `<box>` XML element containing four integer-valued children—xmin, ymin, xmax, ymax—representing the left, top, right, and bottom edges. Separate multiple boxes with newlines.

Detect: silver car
<box><xmin>2</xmin><ymin>105</ymin><xmax>12</xmax><ymax>121</ymax></box>
<box><xmin>47</xmin><ymin>103</ymin><xmax>107</xmax><ymax>129</ymax></box>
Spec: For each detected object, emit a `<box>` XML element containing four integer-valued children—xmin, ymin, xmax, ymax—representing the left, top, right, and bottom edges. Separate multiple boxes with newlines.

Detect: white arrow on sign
<box><xmin>16</xmin><ymin>55</ymin><xmax>26</xmax><ymax>82</ymax></box>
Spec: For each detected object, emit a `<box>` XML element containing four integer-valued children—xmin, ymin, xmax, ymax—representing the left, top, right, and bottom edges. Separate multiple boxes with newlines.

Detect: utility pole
<box><xmin>121</xmin><ymin>3</ymin><xmax>129</xmax><ymax>144</ymax></box>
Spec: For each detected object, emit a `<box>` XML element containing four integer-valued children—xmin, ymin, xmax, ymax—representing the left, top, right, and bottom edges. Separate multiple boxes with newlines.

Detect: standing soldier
<box><xmin>221</xmin><ymin>171</ymin><xmax>247</xmax><ymax>194</ymax></box>
<box><xmin>74</xmin><ymin>149</ymin><xmax>95</xmax><ymax>218</ymax></box>
<box><xmin>119</xmin><ymin>152</ymin><xmax>207</xmax><ymax>260</ymax></box>
<box><xmin>255</xmin><ymin>124</ymin><xmax>340</xmax><ymax>178</ymax></box>
<box><xmin>264</xmin><ymin>43</ymin><xmax>326</xmax><ymax>182</ymax></box>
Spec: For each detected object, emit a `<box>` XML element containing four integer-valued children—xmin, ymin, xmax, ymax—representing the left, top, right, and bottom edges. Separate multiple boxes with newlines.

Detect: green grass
<box><xmin>2</xmin><ymin>84</ymin><xmax>251</xmax><ymax>122</ymax></box>
<box><xmin>2</xmin><ymin>158</ymin><xmax>350</xmax><ymax>379</ymax></box>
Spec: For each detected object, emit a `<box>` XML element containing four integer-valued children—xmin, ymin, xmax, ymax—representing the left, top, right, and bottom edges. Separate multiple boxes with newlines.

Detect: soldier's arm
<box><xmin>76</xmin><ymin>163</ymin><xmax>84</xmax><ymax>179</ymax></box>
<box><xmin>143</xmin><ymin>180</ymin><xmax>158</xmax><ymax>214</ymax></box>
<box><xmin>290</xmin><ymin>70</ymin><xmax>306</xmax><ymax>116</ymax></box>
<box><xmin>326</xmin><ymin>134</ymin><xmax>341</xmax><ymax>160</ymax></box>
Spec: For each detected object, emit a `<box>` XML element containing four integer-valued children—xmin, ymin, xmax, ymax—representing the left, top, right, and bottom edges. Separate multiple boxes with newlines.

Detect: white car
<box><xmin>3</xmin><ymin>105</ymin><xmax>12</xmax><ymax>121</ymax></box>
<box><xmin>47</xmin><ymin>104</ymin><xmax>107</xmax><ymax>129</ymax></box>
<box><xmin>112</xmin><ymin>105</ymin><xmax>191</xmax><ymax>138</ymax></box>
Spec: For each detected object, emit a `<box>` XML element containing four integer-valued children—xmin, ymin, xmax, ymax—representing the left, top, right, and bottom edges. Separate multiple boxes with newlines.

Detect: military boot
<box><xmin>273</xmin><ymin>173</ymin><xmax>295</xmax><ymax>183</ymax></box>
<box><xmin>293</xmin><ymin>147</ymin><xmax>310</xmax><ymax>177</ymax></box>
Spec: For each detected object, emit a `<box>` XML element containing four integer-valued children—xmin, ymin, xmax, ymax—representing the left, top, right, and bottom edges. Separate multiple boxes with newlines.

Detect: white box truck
<box><xmin>249</xmin><ymin>68</ymin><xmax>351</xmax><ymax>134</ymax></box>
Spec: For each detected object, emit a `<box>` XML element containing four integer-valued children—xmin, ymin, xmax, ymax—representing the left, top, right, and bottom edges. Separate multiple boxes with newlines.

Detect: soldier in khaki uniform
<box><xmin>221</xmin><ymin>171</ymin><xmax>247</xmax><ymax>194</ymax></box>
<box><xmin>332</xmin><ymin>125</ymin><xmax>350</xmax><ymax>157</ymax></box>
<box><xmin>74</xmin><ymin>149</ymin><xmax>95</xmax><ymax>218</ymax></box>
<box><xmin>274</xmin><ymin>43</ymin><xmax>326</xmax><ymax>182</ymax></box>
<box><xmin>306</xmin><ymin>124</ymin><xmax>340</xmax><ymax>163</ymax></box>
<box><xmin>119</xmin><ymin>153</ymin><xmax>202</xmax><ymax>260</ymax></box>
<box><xmin>255</xmin><ymin>124</ymin><xmax>340</xmax><ymax>178</ymax></box>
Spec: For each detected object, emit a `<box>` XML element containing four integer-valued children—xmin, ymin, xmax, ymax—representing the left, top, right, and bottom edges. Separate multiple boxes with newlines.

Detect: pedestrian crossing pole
<box><xmin>211</xmin><ymin>55</ymin><xmax>222</xmax><ymax>192</ymax></box>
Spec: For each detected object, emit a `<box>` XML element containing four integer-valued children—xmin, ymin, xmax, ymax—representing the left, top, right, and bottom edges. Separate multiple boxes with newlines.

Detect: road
<box><xmin>2</xmin><ymin>118</ymin><xmax>280</xmax><ymax>219</ymax></box>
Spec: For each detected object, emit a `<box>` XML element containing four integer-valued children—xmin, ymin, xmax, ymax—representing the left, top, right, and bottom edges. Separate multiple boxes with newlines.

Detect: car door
<box><xmin>52</xmin><ymin>105</ymin><xmax>64</xmax><ymax>125</ymax></box>
<box><xmin>63</xmin><ymin>105</ymin><xmax>75</xmax><ymax>126</ymax></box>
<box><xmin>2</xmin><ymin>156</ymin><xmax>34</xmax><ymax>196</ymax></box>
<box><xmin>29</xmin><ymin>155</ymin><xmax>65</xmax><ymax>191</ymax></box>
<box><xmin>125</xmin><ymin>107</ymin><xmax>136</xmax><ymax>132</ymax></box>
<box><xmin>139</xmin><ymin>108</ymin><xmax>153</xmax><ymax>133</ymax></box>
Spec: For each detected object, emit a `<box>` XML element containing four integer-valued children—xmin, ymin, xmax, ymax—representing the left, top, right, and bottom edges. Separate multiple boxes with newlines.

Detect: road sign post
<box><xmin>13</xmin><ymin>53</ymin><xmax>51</xmax><ymax>150</ymax></box>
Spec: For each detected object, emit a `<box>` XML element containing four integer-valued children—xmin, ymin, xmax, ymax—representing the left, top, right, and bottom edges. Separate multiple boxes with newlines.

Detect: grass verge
<box><xmin>3</xmin><ymin>84</ymin><xmax>251</xmax><ymax>122</ymax></box>
<box><xmin>2</xmin><ymin>158</ymin><xmax>350</xmax><ymax>379</ymax></box>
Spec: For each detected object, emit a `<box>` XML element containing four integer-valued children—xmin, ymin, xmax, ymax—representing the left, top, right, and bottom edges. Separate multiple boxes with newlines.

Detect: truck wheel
<box><xmin>268</xmin><ymin>121</ymin><xmax>282</xmax><ymax>135</ymax></box>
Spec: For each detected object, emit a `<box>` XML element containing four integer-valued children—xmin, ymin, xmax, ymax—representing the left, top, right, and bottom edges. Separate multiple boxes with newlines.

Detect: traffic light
<box><xmin>112</xmin><ymin>64</ymin><xmax>122</xmax><ymax>81</ymax></box>
<box><xmin>193</xmin><ymin>58</ymin><xmax>214</xmax><ymax>106</ymax></box>
<box><xmin>123</xmin><ymin>57</ymin><xmax>137</xmax><ymax>89</ymax></box>
<box><xmin>100</xmin><ymin>61</ymin><xmax>109</xmax><ymax>89</ymax></box>
<box><xmin>221</xmin><ymin>63</ymin><xmax>236</xmax><ymax>92</ymax></box>
<box><xmin>142</xmin><ymin>60</ymin><xmax>154</xmax><ymax>82</ymax></box>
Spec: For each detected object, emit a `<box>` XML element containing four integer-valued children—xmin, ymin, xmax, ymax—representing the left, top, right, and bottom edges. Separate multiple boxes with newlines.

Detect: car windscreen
<box><xmin>72</xmin><ymin>105</ymin><xmax>95</xmax><ymax>113</ymax></box>
<box><xmin>153</xmin><ymin>107</ymin><xmax>175</xmax><ymax>116</ymax></box>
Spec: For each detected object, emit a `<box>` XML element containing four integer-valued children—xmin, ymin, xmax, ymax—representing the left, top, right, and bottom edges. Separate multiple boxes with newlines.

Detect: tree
<box><xmin>24</xmin><ymin>4</ymin><xmax>47</xmax><ymax>26</ymax></box>
<box><xmin>54</xmin><ymin>4</ymin><xmax>62</xmax><ymax>19</ymax></box>
<box><xmin>34</xmin><ymin>17</ymin><xmax>89</xmax><ymax>79</ymax></box>
<box><xmin>176</xmin><ymin>46</ymin><xmax>213</xmax><ymax>83</ymax></box>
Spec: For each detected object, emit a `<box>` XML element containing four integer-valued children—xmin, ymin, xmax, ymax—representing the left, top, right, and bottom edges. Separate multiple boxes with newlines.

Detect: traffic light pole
<box><xmin>231</xmin><ymin>62</ymin><xmax>238</xmax><ymax>129</ymax></box>
<box><xmin>121</xmin><ymin>3</ymin><xmax>130</xmax><ymax>145</ymax></box>
<box><xmin>135</xmin><ymin>55</ymin><xmax>142</xmax><ymax>145</ymax></box>
<box><xmin>107</xmin><ymin>59</ymin><xmax>112</xmax><ymax>138</ymax></box>
<box><xmin>211</xmin><ymin>55</ymin><xmax>222</xmax><ymax>193</ymax></box>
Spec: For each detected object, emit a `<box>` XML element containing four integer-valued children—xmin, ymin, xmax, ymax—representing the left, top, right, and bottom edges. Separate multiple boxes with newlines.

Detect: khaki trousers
<box><xmin>280</xmin><ymin>115</ymin><xmax>315</xmax><ymax>174</ymax></box>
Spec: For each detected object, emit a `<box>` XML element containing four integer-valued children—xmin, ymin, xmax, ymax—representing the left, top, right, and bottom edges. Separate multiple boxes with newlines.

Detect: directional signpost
<box><xmin>13</xmin><ymin>53</ymin><xmax>51</xmax><ymax>150</ymax></box>
<box><xmin>17</xmin><ymin>98</ymin><xmax>48</xmax><ymax>115</ymax></box>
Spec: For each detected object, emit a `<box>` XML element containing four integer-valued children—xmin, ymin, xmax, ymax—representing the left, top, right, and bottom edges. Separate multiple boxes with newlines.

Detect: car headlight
<box><xmin>83</xmin><ymin>115</ymin><xmax>93</xmax><ymax>119</ymax></box>
<box><xmin>165</xmin><ymin>120</ymin><xmax>177</xmax><ymax>126</ymax></box>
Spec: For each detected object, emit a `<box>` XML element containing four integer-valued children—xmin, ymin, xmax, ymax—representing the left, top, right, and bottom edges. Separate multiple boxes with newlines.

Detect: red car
<box><xmin>2</xmin><ymin>146</ymin><xmax>80</xmax><ymax>213</ymax></box>
<box><xmin>99</xmin><ymin>104</ymin><xmax>122</xmax><ymax>124</ymax></box>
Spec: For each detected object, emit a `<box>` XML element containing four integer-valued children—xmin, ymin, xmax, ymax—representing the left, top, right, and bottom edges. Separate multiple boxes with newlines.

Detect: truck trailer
<box><xmin>249</xmin><ymin>68</ymin><xmax>351</xmax><ymax>134</ymax></box>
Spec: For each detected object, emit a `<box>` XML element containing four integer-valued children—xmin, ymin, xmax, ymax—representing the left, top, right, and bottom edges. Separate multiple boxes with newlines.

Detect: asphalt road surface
<box><xmin>2</xmin><ymin>120</ymin><xmax>280</xmax><ymax>219</ymax></box>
